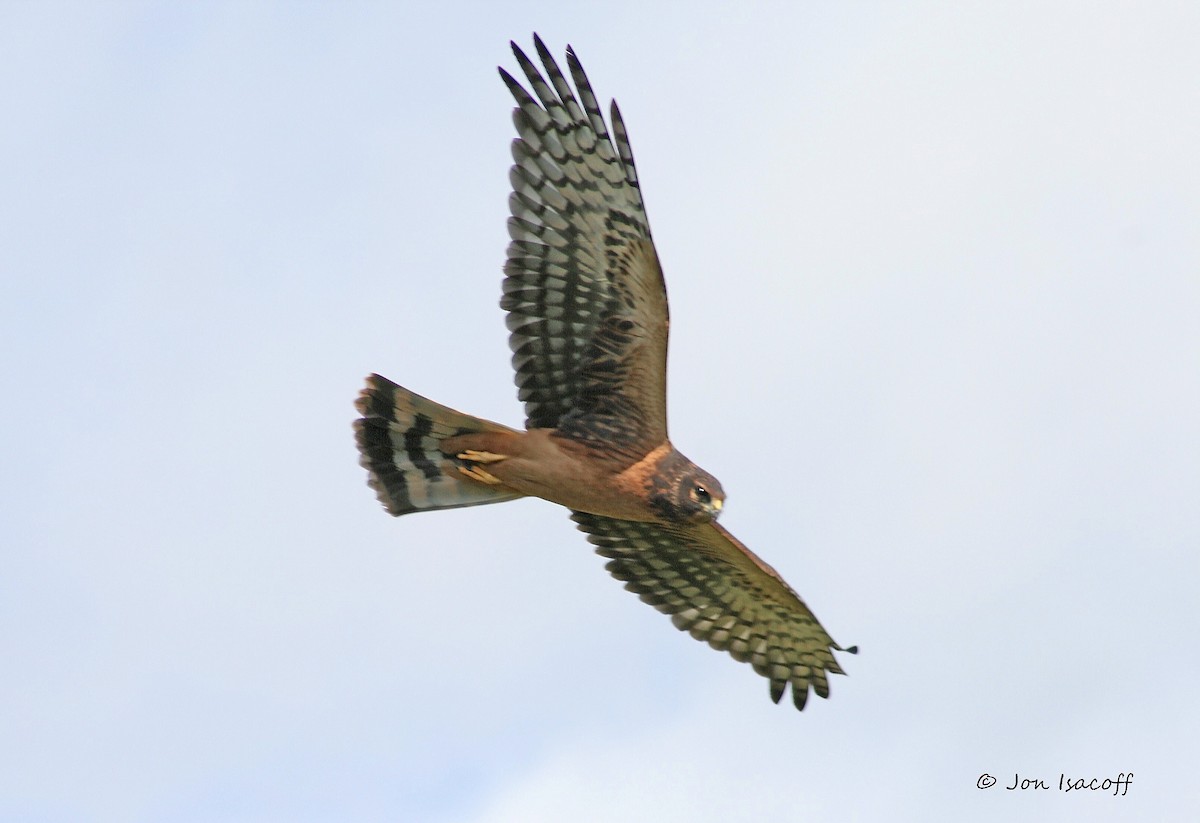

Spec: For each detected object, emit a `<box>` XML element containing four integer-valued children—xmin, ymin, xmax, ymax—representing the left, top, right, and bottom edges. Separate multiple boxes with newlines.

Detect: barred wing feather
<box><xmin>571</xmin><ymin>512</ymin><xmax>857</xmax><ymax>710</ymax></box>
<box><xmin>500</xmin><ymin>36</ymin><xmax>669</xmax><ymax>457</ymax></box>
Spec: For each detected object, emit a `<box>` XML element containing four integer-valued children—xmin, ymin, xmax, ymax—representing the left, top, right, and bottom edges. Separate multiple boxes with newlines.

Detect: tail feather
<box><xmin>354</xmin><ymin>374</ymin><xmax>523</xmax><ymax>516</ymax></box>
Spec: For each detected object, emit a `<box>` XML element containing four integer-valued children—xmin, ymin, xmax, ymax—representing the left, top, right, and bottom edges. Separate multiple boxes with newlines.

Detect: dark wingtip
<box><xmin>843</xmin><ymin>645</ymin><xmax>859</xmax><ymax>655</ymax></box>
<box><xmin>509</xmin><ymin>40</ymin><xmax>529</xmax><ymax>70</ymax></box>
<box><xmin>565</xmin><ymin>44</ymin><xmax>582</xmax><ymax>76</ymax></box>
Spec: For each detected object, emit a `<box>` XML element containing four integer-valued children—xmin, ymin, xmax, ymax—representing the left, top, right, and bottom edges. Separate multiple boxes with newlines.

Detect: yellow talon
<box><xmin>458</xmin><ymin>465</ymin><xmax>503</xmax><ymax>485</ymax></box>
<box><xmin>456</xmin><ymin>449</ymin><xmax>508</xmax><ymax>464</ymax></box>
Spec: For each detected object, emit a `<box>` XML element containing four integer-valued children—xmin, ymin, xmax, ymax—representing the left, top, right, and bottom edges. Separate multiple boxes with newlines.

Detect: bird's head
<box><xmin>648</xmin><ymin>450</ymin><xmax>726</xmax><ymax>524</ymax></box>
<box><xmin>683</xmin><ymin>471</ymin><xmax>725</xmax><ymax>522</ymax></box>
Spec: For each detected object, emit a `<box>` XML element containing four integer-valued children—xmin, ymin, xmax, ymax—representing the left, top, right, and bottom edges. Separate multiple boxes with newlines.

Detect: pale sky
<box><xmin>2</xmin><ymin>2</ymin><xmax>1198</xmax><ymax>821</ymax></box>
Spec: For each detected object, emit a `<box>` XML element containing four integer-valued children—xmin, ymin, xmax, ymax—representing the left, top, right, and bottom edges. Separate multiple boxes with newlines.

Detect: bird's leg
<box><xmin>458</xmin><ymin>465</ymin><xmax>503</xmax><ymax>485</ymax></box>
<box><xmin>456</xmin><ymin>449</ymin><xmax>508</xmax><ymax>464</ymax></box>
<box><xmin>456</xmin><ymin>449</ymin><xmax>509</xmax><ymax>485</ymax></box>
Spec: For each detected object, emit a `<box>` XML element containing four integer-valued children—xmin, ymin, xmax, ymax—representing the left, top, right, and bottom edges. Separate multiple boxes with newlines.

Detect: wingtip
<box><xmin>509</xmin><ymin>39</ymin><xmax>529</xmax><ymax>68</ymax></box>
<box><xmin>564</xmin><ymin>44</ymin><xmax>582</xmax><ymax>76</ymax></box>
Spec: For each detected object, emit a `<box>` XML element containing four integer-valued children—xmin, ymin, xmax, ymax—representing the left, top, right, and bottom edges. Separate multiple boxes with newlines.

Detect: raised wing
<box><xmin>499</xmin><ymin>36</ymin><xmax>669</xmax><ymax>457</ymax></box>
<box><xmin>571</xmin><ymin>512</ymin><xmax>857</xmax><ymax>710</ymax></box>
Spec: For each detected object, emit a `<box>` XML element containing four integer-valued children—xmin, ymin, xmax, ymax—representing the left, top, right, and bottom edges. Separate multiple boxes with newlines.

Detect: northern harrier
<box><xmin>355</xmin><ymin>35</ymin><xmax>856</xmax><ymax>710</ymax></box>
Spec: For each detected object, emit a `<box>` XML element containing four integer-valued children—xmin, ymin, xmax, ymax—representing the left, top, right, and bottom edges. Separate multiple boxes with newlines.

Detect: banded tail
<box><xmin>354</xmin><ymin>374</ymin><xmax>523</xmax><ymax>516</ymax></box>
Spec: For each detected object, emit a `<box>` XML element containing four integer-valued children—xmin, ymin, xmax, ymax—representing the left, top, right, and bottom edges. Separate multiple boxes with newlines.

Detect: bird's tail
<box><xmin>354</xmin><ymin>373</ymin><xmax>523</xmax><ymax>516</ymax></box>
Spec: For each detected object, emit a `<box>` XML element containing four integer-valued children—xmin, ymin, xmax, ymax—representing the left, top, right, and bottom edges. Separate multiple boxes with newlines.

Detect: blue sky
<box><xmin>2</xmin><ymin>2</ymin><xmax>1197</xmax><ymax>821</ymax></box>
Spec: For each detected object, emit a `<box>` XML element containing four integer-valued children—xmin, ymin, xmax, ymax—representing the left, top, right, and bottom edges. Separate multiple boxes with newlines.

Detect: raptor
<box><xmin>355</xmin><ymin>35</ymin><xmax>856</xmax><ymax>710</ymax></box>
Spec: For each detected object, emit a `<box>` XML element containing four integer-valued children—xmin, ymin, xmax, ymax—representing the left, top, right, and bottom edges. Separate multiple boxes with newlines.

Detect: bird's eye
<box><xmin>693</xmin><ymin>484</ymin><xmax>710</xmax><ymax>504</ymax></box>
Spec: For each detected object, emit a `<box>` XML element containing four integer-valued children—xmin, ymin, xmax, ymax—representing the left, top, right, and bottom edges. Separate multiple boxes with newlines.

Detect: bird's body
<box><xmin>452</xmin><ymin>427</ymin><xmax>726</xmax><ymax>527</ymax></box>
<box><xmin>443</xmin><ymin>429</ymin><xmax>681</xmax><ymax>523</ymax></box>
<box><xmin>354</xmin><ymin>35</ymin><xmax>855</xmax><ymax>710</ymax></box>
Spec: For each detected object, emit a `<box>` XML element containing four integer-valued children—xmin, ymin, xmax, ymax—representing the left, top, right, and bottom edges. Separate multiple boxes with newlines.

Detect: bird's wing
<box><xmin>571</xmin><ymin>511</ymin><xmax>856</xmax><ymax>710</ymax></box>
<box><xmin>500</xmin><ymin>36</ymin><xmax>668</xmax><ymax>458</ymax></box>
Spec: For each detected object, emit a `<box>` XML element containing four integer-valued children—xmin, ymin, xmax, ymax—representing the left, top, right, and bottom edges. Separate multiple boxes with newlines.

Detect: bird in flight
<box><xmin>355</xmin><ymin>35</ymin><xmax>855</xmax><ymax>710</ymax></box>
